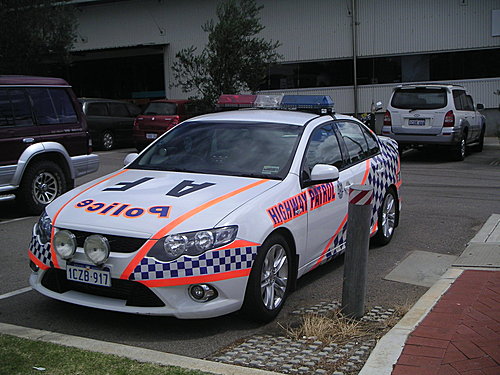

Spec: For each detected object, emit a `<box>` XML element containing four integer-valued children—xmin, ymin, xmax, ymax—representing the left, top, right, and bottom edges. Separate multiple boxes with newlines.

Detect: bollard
<box><xmin>341</xmin><ymin>184</ymin><xmax>373</xmax><ymax>319</ymax></box>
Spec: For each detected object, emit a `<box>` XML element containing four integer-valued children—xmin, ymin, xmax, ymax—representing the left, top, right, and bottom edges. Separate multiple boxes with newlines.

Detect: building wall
<box><xmin>72</xmin><ymin>0</ymin><xmax>500</xmax><ymax>115</ymax></box>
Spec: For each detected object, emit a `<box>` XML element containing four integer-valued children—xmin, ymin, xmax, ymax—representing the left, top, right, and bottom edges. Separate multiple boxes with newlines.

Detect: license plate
<box><xmin>408</xmin><ymin>119</ymin><xmax>426</xmax><ymax>126</ymax></box>
<box><xmin>146</xmin><ymin>133</ymin><xmax>157</xmax><ymax>139</ymax></box>
<box><xmin>67</xmin><ymin>263</ymin><xmax>111</xmax><ymax>287</ymax></box>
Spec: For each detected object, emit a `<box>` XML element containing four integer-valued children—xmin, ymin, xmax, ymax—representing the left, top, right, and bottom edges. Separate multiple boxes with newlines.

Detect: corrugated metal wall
<box><xmin>73</xmin><ymin>0</ymin><xmax>500</xmax><ymax>108</ymax></box>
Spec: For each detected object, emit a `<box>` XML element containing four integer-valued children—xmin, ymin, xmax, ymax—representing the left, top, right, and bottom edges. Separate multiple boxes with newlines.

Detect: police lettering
<box><xmin>267</xmin><ymin>192</ymin><xmax>308</xmax><ymax>227</ymax></box>
<box><xmin>75</xmin><ymin>200</ymin><xmax>171</xmax><ymax>219</ymax></box>
<box><xmin>307</xmin><ymin>182</ymin><xmax>336</xmax><ymax>210</ymax></box>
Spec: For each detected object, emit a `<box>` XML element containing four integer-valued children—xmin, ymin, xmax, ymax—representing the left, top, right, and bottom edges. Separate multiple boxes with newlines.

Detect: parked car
<box><xmin>79</xmin><ymin>98</ymin><xmax>141</xmax><ymax>151</ymax></box>
<box><xmin>133</xmin><ymin>99</ymin><xmax>193</xmax><ymax>151</ymax></box>
<box><xmin>382</xmin><ymin>84</ymin><xmax>485</xmax><ymax>160</ymax></box>
<box><xmin>29</xmin><ymin>94</ymin><xmax>401</xmax><ymax>322</ymax></box>
<box><xmin>0</xmin><ymin>75</ymin><xmax>99</xmax><ymax>215</ymax></box>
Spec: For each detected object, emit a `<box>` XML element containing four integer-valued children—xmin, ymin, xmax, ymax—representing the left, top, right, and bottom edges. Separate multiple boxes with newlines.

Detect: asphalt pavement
<box><xmin>0</xmin><ymin>138</ymin><xmax>499</xmax><ymax>374</ymax></box>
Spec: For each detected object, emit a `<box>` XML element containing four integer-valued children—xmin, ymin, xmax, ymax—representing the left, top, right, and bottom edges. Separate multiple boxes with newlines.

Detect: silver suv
<box><xmin>382</xmin><ymin>84</ymin><xmax>485</xmax><ymax>160</ymax></box>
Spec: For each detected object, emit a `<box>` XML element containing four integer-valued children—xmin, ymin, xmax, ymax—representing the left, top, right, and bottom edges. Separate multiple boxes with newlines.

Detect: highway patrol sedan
<box><xmin>29</xmin><ymin>98</ymin><xmax>401</xmax><ymax>321</ymax></box>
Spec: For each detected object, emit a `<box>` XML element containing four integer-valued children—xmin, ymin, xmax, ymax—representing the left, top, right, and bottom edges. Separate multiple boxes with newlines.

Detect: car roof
<box><xmin>396</xmin><ymin>83</ymin><xmax>465</xmax><ymax>90</ymax></box>
<box><xmin>187</xmin><ymin>109</ymin><xmax>322</xmax><ymax>126</ymax></box>
<box><xmin>0</xmin><ymin>75</ymin><xmax>70</xmax><ymax>86</ymax></box>
<box><xmin>150</xmin><ymin>99</ymin><xmax>190</xmax><ymax>104</ymax></box>
<box><xmin>78</xmin><ymin>98</ymin><xmax>131</xmax><ymax>104</ymax></box>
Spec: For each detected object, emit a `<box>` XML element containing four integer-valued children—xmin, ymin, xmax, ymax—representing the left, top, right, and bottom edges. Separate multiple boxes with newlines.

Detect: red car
<box><xmin>133</xmin><ymin>99</ymin><xmax>192</xmax><ymax>151</ymax></box>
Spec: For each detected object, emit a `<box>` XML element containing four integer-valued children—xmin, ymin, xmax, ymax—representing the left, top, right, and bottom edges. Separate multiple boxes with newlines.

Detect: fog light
<box><xmin>54</xmin><ymin>230</ymin><xmax>77</xmax><ymax>259</ymax></box>
<box><xmin>84</xmin><ymin>235</ymin><xmax>110</xmax><ymax>265</ymax></box>
<box><xmin>29</xmin><ymin>260</ymin><xmax>39</xmax><ymax>272</ymax></box>
<box><xmin>189</xmin><ymin>284</ymin><xmax>218</xmax><ymax>302</ymax></box>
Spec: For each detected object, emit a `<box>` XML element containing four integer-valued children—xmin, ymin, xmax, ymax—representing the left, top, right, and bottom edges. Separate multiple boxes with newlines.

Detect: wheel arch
<box><xmin>266</xmin><ymin>226</ymin><xmax>299</xmax><ymax>291</ymax></box>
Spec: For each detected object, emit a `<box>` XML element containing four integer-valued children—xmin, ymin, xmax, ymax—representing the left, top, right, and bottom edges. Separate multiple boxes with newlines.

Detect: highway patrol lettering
<box><xmin>75</xmin><ymin>199</ymin><xmax>171</xmax><ymax>219</ymax></box>
<box><xmin>267</xmin><ymin>192</ymin><xmax>308</xmax><ymax>227</ymax></box>
<box><xmin>307</xmin><ymin>182</ymin><xmax>336</xmax><ymax>210</ymax></box>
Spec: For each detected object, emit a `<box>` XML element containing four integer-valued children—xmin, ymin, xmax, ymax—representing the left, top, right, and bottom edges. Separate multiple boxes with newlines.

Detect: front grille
<box><xmin>60</xmin><ymin>229</ymin><xmax>146</xmax><ymax>253</ymax></box>
<box><xmin>41</xmin><ymin>268</ymin><xmax>165</xmax><ymax>308</ymax></box>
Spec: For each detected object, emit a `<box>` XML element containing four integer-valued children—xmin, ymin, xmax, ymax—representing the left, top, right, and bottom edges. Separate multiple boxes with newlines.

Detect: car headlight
<box><xmin>148</xmin><ymin>226</ymin><xmax>238</xmax><ymax>262</ymax></box>
<box><xmin>35</xmin><ymin>211</ymin><xmax>52</xmax><ymax>244</ymax></box>
<box><xmin>53</xmin><ymin>229</ymin><xmax>77</xmax><ymax>259</ymax></box>
<box><xmin>84</xmin><ymin>235</ymin><xmax>110</xmax><ymax>265</ymax></box>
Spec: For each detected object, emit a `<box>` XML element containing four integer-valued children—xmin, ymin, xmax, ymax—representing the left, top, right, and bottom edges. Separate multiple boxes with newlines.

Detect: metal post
<box><xmin>342</xmin><ymin>184</ymin><xmax>373</xmax><ymax>319</ymax></box>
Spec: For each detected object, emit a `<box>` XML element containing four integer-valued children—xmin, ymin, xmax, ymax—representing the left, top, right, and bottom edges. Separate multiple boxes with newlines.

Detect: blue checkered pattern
<box><xmin>367</xmin><ymin>140</ymin><xmax>400</xmax><ymax>228</ymax></box>
<box><xmin>130</xmin><ymin>246</ymin><xmax>258</xmax><ymax>281</ymax></box>
<box><xmin>29</xmin><ymin>234</ymin><xmax>53</xmax><ymax>268</ymax></box>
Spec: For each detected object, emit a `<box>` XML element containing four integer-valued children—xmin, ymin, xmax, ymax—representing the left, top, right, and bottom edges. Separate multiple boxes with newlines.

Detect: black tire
<box><xmin>372</xmin><ymin>189</ymin><xmax>398</xmax><ymax>246</ymax></box>
<box><xmin>471</xmin><ymin>126</ymin><xmax>485</xmax><ymax>153</ymax></box>
<box><xmin>242</xmin><ymin>233</ymin><xmax>292</xmax><ymax>323</ymax></box>
<box><xmin>100</xmin><ymin>131</ymin><xmax>114</xmax><ymax>151</ymax></box>
<box><xmin>452</xmin><ymin>134</ymin><xmax>466</xmax><ymax>161</ymax></box>
<box><xmin>18</xmin><ymin>161</ymin><xmax>67</xmax><ymax>215</ymax></box>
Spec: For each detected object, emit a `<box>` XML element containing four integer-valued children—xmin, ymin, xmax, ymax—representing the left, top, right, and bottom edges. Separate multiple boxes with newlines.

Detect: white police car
<box><xmin>29</xmin><ymin>95</ymin><xmax>401</xmax><ymax>322</ymax></box>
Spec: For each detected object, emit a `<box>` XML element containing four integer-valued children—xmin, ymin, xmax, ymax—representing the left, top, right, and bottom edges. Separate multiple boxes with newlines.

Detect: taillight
<box><xmin>167</xmin><ymin>116</ymin><xmax>180</xmax><ymax>130</ymax></box>
<box><xmin>133</xmin><ymin>118</ymin><xmax>139</xmax><ymax>128</ymax></box>
<box><xmin>383</xmin><ymin>110</ymin><xmax>392</xmax><ymax>126</ymax></box>
<box><xmin>443</xmin><ymin>110</ymin><xmax>455</xmax><ymax>127</ymax></box>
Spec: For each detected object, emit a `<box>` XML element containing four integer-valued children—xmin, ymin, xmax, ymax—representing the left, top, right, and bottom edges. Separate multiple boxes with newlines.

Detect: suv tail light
<box><xmin>443</xmin><ymin>110</ymin><xmax>455</xmax><ymax>127</ymax></box>
<box><xmin>383</xmin><ymin>110</ymin><xmax>392</xmax><ymax>126</ymax></box>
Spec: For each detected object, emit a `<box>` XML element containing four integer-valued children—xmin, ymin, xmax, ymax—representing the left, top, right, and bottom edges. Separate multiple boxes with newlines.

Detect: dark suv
<box><xmin>0</xmin><ymin>76</ymin><xmax>99</xmax><ymax>214</ymax></box>
<box><xmin>79</xmin><ymin>98</ymin><xmax>141</xmax><ymax>151</ymax></box>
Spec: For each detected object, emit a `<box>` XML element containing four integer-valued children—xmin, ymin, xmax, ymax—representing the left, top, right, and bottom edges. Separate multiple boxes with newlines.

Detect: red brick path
<box><xmin>392</xmin><ymin>270</ymin><xmax>500</xmax><ymax>375</ymax></box>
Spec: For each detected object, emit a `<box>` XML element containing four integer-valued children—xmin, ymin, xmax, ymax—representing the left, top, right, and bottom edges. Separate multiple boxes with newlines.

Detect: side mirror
<box><xmin>371</xmin><ymin>101</ymin><xmax>383</xmax><ymax>113</ymax></box>
<box><xmin>124</xmin><ymin>153</ymin><xmax>139</xmax><ymax>166</ymax></box>
<box><xmin>476</xmin><ymin>103</ymin><xmax>484</xmax><ymax>110</ymax></box>
<box><xmin>311</xmin><ymin>164</ymin><xmax>339</xmax><ymax>183</ymax></box>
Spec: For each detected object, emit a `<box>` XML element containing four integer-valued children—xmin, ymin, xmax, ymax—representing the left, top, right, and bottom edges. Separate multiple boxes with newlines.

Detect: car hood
<box><xmin>48</xmin><ymin>169</ymin><xmax>279</xmax><ymax>238</ymax></box>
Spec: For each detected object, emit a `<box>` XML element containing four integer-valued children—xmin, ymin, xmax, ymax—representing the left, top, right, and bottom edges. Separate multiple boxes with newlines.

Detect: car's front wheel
<box><xmin>242</xmin><ymin>233</ymin><xmax>292</xmax><ymax>322</ymax></box>
<box><xmin>372</xmin><ymin>189</ymin><xmax>398</xmax><ymax>246</ymax></box>
<box><xmin>18</xmin><ymin>160</ymin><xmax>67</xmax><ymax>215</ymax></box>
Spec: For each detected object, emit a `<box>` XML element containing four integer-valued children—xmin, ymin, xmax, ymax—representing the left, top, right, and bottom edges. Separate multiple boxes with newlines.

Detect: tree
<box><xmin>172</xmin><ymin>0</ymin><xmax>281</xmax><ymax>105</ymax></box>
<box><xmin>0</xmin><ymin>0</ymin><xmax>77</xmax><ymax>75</ymax></box>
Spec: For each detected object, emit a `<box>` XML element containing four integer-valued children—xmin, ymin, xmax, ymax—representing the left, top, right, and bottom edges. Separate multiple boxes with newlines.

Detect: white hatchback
<box><xmin>29</xmin><ymin>95</ymin><xmax>401</xmax><ymax>322</ymax></box>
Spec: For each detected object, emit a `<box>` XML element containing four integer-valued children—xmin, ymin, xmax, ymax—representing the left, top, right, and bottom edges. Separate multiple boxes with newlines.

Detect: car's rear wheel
<box><xmin>452</xmin><ymin>134</ymin><xmax>466</xmax><ymax>161</ymax></box>
<box><xmin>242</xmin><ymin>233</ymin><xmax>291</xmax><ymax>322</ymax></box>
<box><xmin>372</xmin><ymin>189</ymin><xmax>397</xmax><ymax>246</ymax></box>
<box><xmin>18</xmin><ymin>161</ymin><xmax>67</xmax><ymax>215</ymax></box>
<box><xmin>101</xmin><ymin>131</ymin><xmax>114</xmax><ymax>151</ymax></box>
<box><xmin>471</xmin><ymin>126</ymin><xmax>485</xmax><ymax>153</ymax></box>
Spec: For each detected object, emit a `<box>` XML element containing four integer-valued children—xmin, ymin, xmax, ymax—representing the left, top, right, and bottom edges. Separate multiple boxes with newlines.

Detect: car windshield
<box><xmin>143</xmin><ymin>102</ymin><xmax>177</xmax><ymax>115</ymax></box>
<box><xmin>129</xmin><ymin>121</ymin><xmax>304</xmax><ymax>179</ymax></box>
<box><xmin>391</xmin><ymin>88</ymin><xmax>447</xmax><ymax>110</ymax></box>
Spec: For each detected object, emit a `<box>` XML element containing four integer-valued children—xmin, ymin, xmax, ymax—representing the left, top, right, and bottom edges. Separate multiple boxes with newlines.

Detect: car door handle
<box><xmin>375</xmin><ymin>165</ymin><xmax>385</xmax><ymax>173</ymax></box>
<box><xmin>23</xmin><ymin>138</ymin><xmax>35</xmax><ymax>144</ymax></box>
<box><xmin>344</xmin><ymin>182</ymin><xmax>352</xmax><ymax>193</ymax></box>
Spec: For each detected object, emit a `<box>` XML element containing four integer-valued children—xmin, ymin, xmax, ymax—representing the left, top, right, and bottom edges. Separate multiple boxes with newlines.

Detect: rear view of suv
<box><xmin>382</xmin><ymin>84</ymin><xmax>485</xmax><ymax>160</ymax></box>
<box><xmin>0</xmin><ymin>75</ymin><xmax>99</xmax><ymax>214</ymax></box>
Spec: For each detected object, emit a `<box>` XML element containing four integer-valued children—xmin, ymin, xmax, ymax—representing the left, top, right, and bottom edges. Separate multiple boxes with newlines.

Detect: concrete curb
<box><xmin>358</xmin><ymin>267</ymin><xmax>464</xmax><ymax>375</ymax></box>
<box><xmin>0</xmin><ymin>322</ymin><xmax>284</xmax><ymax>375</ymax></box>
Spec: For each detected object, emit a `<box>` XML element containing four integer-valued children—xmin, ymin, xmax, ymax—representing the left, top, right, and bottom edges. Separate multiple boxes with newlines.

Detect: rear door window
<box><xmin>87</xmin><ymin>103</ymin><xmax>108</xmax><ymax>116</ymax></box>
<box><xmin>108</xmin><ymin>102</ymin><xmax>130</xmax><ymax>117</ymax></box>
<box><xmin>391</xmin><ymin>87</ymin><xmax>447</xmax><ymax>110</ymax></box>
<box><xmin>27</xmin><ymin>88</ymin><xmax>78</xmax><ymax>125</ymax></box>
<box><xmin>0</xmin><ymin>88</ymin><xmax>33</xmax><ymax>127</ymax></box>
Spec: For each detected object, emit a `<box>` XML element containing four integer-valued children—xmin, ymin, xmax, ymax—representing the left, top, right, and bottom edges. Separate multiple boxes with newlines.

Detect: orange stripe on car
<box><xmin>28</xmin><ymin>251</ymin><xmax>50</xmax><ymax>271</ymax></box>
<box><xmin>312</xmin><ymin>213</ymin><xmax>348</xmax><ymax>270</ymax></box>
<box><xmin>120</xmin><ymin>179</ymin><xmax>270</xmax><ymax>280</ymax></box>
<box><xmin>49</xmin><ymin>169</ymin><xmax>128</xmax><ymax>269</ymax></box>
<box><xmin>361</xmin><ymin>159</ymin><xmax>371</xmax><ymax>185</ymax></box>
<box><xmin>138</xmin><ymin>268</ymin><xmax>251</xmax><ymax>287</ymax></box>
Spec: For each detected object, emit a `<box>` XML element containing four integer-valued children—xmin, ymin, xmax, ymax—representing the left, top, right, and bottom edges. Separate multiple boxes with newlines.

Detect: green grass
<box><xmin>0</xmin><ymin>334</ymin><xmax>212</xmax><ymax>375</ymax></box>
